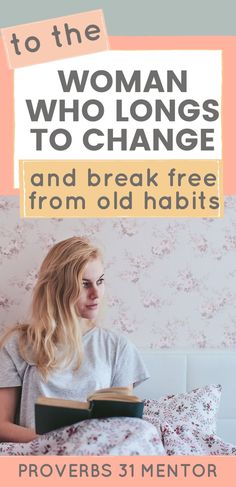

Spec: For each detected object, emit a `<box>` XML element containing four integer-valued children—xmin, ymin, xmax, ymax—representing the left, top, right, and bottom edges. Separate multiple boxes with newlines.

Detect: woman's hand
<box><xmin>127</xmin><ymin>384</ymin><xmax>134</xmax><ymax>394</ymax></box>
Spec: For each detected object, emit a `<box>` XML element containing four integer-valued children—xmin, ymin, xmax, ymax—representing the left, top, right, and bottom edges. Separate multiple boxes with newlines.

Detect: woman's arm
<box><xmin>0</xmin><ymin>387</ymin><xmax>38</xmax><ymax>443</ymax></box>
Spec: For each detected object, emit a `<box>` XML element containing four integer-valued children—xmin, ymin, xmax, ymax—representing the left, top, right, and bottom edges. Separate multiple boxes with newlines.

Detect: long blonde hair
<box><xmin>0</xmin><ymin>236</ymin><xmax>101</xmax><ymax>380</ymax></box>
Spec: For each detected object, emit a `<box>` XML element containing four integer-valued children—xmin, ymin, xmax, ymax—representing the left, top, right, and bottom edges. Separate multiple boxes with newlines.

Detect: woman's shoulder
<box><xmin>88</xmin><ymin>326</ymin><xmax>131</xmax><ymax>348</ymax></box>
<box><xmin>0</xmin><ymin>327</ymin><xmax>24</xmax><ymax>361</ymax></box>
<box><xmin>0</xmin><ymin>327</ymin><xmax>29</xmax><ymax>384</ymax></box>
<box><xmin>1</xmin><ymin>327</ymin><xmax>19</xmax><ymax>347</ymax></box>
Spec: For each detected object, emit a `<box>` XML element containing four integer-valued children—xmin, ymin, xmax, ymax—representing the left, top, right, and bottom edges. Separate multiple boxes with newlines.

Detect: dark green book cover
<box><xmin>35</xmin><ymin>399</ymin><xmax>144</xmax><ymax>434</ymax></box>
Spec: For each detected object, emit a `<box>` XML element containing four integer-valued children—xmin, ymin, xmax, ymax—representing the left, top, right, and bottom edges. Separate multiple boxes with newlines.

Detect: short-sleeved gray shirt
<box><xmin>0</xmin><ymin>327</ymin><xmax>149</xmax><ymax>429</ymax></box>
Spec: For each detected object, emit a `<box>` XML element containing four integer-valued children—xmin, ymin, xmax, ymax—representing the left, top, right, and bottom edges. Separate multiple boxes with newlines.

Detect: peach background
<box><xmin>0</xmin><ymin>37</ymin><xmax>16</xmax><ymax>195</ymax></box>
<box><xmin>0</xmin><ymin>456</ymin><xmax>235</xmax><ymax>486</ymax></box>
<box><xmin>0</xmin><ymin>36</ymin><xmax>236</xmax><ymax>195</ymax></box>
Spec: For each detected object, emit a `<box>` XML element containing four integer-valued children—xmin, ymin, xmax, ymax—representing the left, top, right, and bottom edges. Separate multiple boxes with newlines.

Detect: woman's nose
<box><xmin>90</xmin><ymin>285</ymin><xmax>99</xmax><ymax>299</ymax></box>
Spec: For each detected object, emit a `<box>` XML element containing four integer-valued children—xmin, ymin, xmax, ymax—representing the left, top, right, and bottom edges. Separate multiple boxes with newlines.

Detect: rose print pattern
<box><xmin>0</xmin><ymin>196</ymin><xmax>235</xmax><ymax>350</ymax></box>
<box><xmin>143</xmin><ymin>384</ymin><xmax>222</xmax><ymax>435</ymax></box>
<box><xmin>0</xmin><ymin>417</ymin><xmax>165</xmax><ymax>456</ymax></box>
<box><xmin>1</xmin><ymin>386</ymin><xmax>235</xmax><ymax>456</ymax></box>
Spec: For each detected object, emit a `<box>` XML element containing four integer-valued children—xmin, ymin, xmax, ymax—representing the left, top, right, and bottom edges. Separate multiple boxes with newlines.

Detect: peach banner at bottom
<box><xmin>0</xmin><ymin>456</ymin><xmax>235</xmax><ymax>486</ymax></box>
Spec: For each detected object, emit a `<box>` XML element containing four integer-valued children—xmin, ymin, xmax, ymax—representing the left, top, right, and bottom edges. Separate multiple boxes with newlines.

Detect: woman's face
<box><xmin>76</xmin><ymin>257</ymin><xmax>105</xmax><ymax>320</ymax></box>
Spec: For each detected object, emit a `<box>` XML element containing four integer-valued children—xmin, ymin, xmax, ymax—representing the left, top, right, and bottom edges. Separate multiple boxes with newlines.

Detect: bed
<box><xmin>137</xmin><ymin>350</ymin><xmax>236</xmax><ymax>445</ymax></box>
<box><xmin>0</xmin><ymin>350</ymin><xmax>236</xmax><ymax>455</ymax></box>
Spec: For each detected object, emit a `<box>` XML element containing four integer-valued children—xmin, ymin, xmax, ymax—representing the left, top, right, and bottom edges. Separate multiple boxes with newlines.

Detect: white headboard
<box><xmin>136</xmin><ymin>351</ymin><xmax>236</xmax><ymax>446</ymax></box>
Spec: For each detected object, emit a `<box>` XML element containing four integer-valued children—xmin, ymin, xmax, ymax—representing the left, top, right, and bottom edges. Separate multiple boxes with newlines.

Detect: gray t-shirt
<box><xmin>0</xmin><ymin>327</ymin><xmax>149</xmax><ymax>429</ymax></box>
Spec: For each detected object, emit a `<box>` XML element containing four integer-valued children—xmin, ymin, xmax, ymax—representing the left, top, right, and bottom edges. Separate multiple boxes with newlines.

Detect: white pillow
<box><xmin>143</xmin><ymin>384</ymin><xmax>222</xmax><ymax>435</ymax></box>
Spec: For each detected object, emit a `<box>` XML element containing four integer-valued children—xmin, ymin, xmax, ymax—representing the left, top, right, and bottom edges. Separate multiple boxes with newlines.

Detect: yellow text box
<box><xmin>19</xmin><ymin>160</ymin><xmax>223</xmax><ymax>218</ymax></box>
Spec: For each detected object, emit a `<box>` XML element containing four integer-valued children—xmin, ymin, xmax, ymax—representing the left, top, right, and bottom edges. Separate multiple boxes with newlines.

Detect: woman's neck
<box><xmin>80</xmin><ymin>319</ymin><xmax>96</xmax><ymax>336</ymax></box>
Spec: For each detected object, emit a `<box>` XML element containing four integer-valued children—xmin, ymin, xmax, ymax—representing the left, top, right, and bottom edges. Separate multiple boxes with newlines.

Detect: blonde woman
<box><xmin>0</xmin><ymin>237</ymin><xmax>149</xmax><ymax>443</ymax></box>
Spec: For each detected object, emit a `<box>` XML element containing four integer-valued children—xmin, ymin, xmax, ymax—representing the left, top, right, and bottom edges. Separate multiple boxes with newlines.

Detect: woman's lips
<box><xmin>86</xmin><ymin>304</ymin><xmax>98</xmax><ymax>309</ymax></box>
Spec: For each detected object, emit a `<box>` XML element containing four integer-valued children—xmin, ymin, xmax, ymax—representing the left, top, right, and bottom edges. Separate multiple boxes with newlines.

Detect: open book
<box><xmin>35</xmin><ymin>387</ymin><xmax>144</xmax><ymax>434</ymax></box>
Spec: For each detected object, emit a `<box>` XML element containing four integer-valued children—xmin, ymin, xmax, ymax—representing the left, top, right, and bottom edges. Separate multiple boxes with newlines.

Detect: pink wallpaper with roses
<box><xmin>0</xmin><ymin>196</ymin><xmax>236</xmax><ymax>350</ymax></box>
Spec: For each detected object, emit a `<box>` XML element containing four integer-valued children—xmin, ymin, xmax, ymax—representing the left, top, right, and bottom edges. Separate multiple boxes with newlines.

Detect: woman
<box><xmin>0</xmin><ymin>236</ymin><xmax>149</xmax><ymax>443</ymax></box>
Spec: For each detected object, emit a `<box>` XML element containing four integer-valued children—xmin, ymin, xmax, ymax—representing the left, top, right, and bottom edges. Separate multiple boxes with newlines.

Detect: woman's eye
<box><xmin>82</xmin><ymin>278</ymin><xmax>104</xmax><ymax>287</ymax></box>
<box><xmin>82</xmin><ymin>281</ymin><xmax>90</xmax><ymax>288</ymax></box>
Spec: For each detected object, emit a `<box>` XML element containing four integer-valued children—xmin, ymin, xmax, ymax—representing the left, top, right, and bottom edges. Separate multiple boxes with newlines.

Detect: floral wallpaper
<box><xmin>0</xmin><ymin>196</ymin><xmax>236</xmax><ymax>350</ymax></box>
